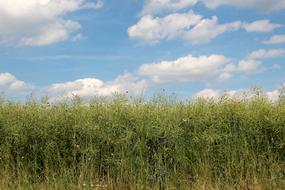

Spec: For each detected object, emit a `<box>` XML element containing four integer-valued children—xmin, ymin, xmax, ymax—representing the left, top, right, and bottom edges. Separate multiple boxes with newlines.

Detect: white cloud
<box><xmin>0</xmin><ymin>72</ymin><xmax>32</xmax><ymax>92</ymax></box>
<box><xmin>128</xmin><ymin>12</ymin><xmax>241</xmax><ymax>45</ymax></box>
<box><xmin>242</xmin><ymin>20</ymin><xmax>282</xmax><ymax>32</ymax></box>
<box><xmin>141</xmin><ymin>0</ymin><xmax>197</xmax><ymax>15</ymax></box>
<box><xmin>248</xmin><ymin>49</ymin><xmax>285</xmax><ymax>59</ymax></box>
<box><xmin>195</xmin><ymin>88</ymin><xmax>252</xmax><ymax>100</ymax></box>
<box><xmin>183</xmin><ymin>16</ymin><xmax>241</xmax><ymax>44</ymax></box>
<box><xmin>19</xmin><ymin>20</ymin><xmax>81</xmax><ymax>46</ymax></box>
<box><xmin>128</xmin><ymin>11</ymin><xmax>202</xmax><ymax>44</ymax></box>
<box><xmin>195</xmin><ymin>88</ymin><xmax>281</xmax><ymax>101</ymax></box>
<box><xmin>8</xmin><ymin>80</ymin><xmax>31</xmax><ymax>91</ymax></box>
<box><xmin>0</xmin><ymin>0</ymin><xmax>103</xmax><ymax>46</ymax></box>
<box><xmin>195</xmin><ymin>88</ymin><xmax>222</xmax><ymax>99</ymax></box>
<box><xmin>47</xmin><ymin>72</ymin><xmax>148</xmax><ymax>99</ymax></box>
<box><xmin>237</xmin><ymin>49</ymin><xmax>285</xmax><ymax>74</ymax></box>
<box><xmin>138</xmin><ymin>54</ymin><xmax>234</xmax><ymax>83</ymax></box>
<box><xmin>267</xmin><ymin>90</ymin><xmax>280</xmax><ymax>101</ymax></box>
<box><xmin>264</xmin><ymin>34</ymin><xmax>285</xmax><ymax>44</ymax></box>
<box><xmin>238</xmin><ymin>59</ymin><xmax>263</xmax><ymax>74</ymax></box>
<box><xmin>141</xmin><ymin>0</ymin><xmax>285</xmax><ymax>14</ymax></box>
<box><xmin>0</xmin><ymin>73</ymin><xmax>16</xmax><ymax>86</ymax></box>
<box><xmin>219</xmin><ymin>63</ymin><xmax>236</xmax><ymax>81</ymax></box>
<box><xmin>129</xmin><ymin>12</ymin><xmax>280</xmax><ymax>45</ymax></box>
<box><xmin>81</xmin><ymin>0</ymin><xmax>103</xmax><ymax>9</ymax></box>
<box><xmin>201</xmin><ymin>0</ymin><xmax>285</xmax><ymax>12</ymax></box>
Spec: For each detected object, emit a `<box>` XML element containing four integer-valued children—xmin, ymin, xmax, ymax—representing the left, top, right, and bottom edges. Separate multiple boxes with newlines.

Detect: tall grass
<box><xmin>0</xmin><ymin>93</ymin><xmax>285</xmax><ymax>189</ymax></box>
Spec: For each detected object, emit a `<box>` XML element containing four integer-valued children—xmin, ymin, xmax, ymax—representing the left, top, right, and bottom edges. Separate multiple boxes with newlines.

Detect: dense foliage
<box><xmin>0</xmin><ymin>94</ymin><xmax>285</xmax><ymax>189</ymax></box>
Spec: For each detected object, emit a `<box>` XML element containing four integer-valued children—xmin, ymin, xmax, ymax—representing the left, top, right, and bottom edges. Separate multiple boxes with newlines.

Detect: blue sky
<box><xmin>0</xmin><ymin>0</ymin><xmax>285</xmax><ymax>101</ymax></box>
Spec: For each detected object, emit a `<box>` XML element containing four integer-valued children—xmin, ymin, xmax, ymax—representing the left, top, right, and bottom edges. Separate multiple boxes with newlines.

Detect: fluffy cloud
<box><xmin>195</xmin><ymin>88</ymin><xmax>281</xmax><ymax>101</ymax></box>
<box><xmin>238</xmin><ymin>49</ymin><xmax>285</xmax><ymax>74</ymax></box>
<box><xmin>19</xmin><ymin>20</ymin><xmax>81</xmax><ymax>46</ymax></box>
<box><xmin>0</xmin><ymin>0</ymin><xmax>103</xmax><ymax>46</ymax></box>
<box><xmin>128</xmin><ymin>11</ymin><xmax>202</xmax><ymax>44</ymax></box>
<box><xmin>137</xmin><ymin>54</ymin><xmax>235</xmax><ymax>83</ymax></box>
<box><xmin>0</xmin><ymin>72</ymin><xmax>32</xmax><ymax>92</ymax></box>
<box><xmin>264</xmin><ymin>34</ymin><xmax>285</xmax><ymax>44</ymax></box>
<box><xmin>238</xmin><ymin>59</ymin><xmax>263</xmax><ymax>74</ymax></box>
<box><xmin>141</xmin><ymin>0</ymin><xmax>197</xmax><ymax>15</ymax></box>
<box><xmin>201</xmin><ymin>0</ymin><xmax>285</xmax><ymax>12</ymax></box>
<box><xmin>128</xmin><ymin>11</ymin><xmax>280</xmax><ymax>45</ymax></box>
<box><xmin>47</xmin><ymin>72</ymin><xmax>148</xmax><ymax>99</ymax></box>
<box><xmin>194</xmin><ymin>88</ymin><xmax>223</xmax><ymax>99</ymax></box>
<box><xmin>183</xmin><ymin>16</ymin><xmax>241</xmax><ymax>44</ymax></box>
<box><xmin>242</xmin><ymin>20</ymin><xmax>282</xmax><ymax>32</ymax></box>
<box><xmin>0</xmin><ymin>73</ymin><xmax>15</xmax><ymax>86</ymax></box>
<box><xmin>248</xmin><ymin>49</ymin><xmax>285</xmax><ymax>59</ymax></box>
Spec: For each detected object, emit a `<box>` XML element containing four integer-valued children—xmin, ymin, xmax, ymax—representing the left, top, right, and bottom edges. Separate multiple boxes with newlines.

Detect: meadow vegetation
<box><xmin>0</xmin><ymin>89</ymin><xmax>285</xmax><ymax>189</ymax></box>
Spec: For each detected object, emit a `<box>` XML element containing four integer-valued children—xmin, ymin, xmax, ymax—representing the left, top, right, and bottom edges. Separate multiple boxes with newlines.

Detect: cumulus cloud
<box><xmin>0</xmin><ymin>0</ymin><xmax>103</xmax><ymax>46</ymax></box>
<box><xmin>201</xmin><ymin>0</ymin><xmax>285</xmax><ymax>12</ymax></box>
<box><xmin>183</xmin><ymin>16</ymin><xmax>241</xmax><ymax>44</ymax></box>
<box><xmin>194</xmin><ymin>88</ymin><xmax>223</xmax><ymax>99</ymax></box>
<box><xmin>238</xmin><ymin>59</ymin><xmax>263</xmax><ymax>74</ymax></box>
<box><xmin>248</xmin><ymin>49</ymin><xmax>285</xmax><ymax>59</ymax></box>
<box><xmin>141</xmin><ymin>0</ymin><xmax>197</xmax><ymax>15</ymax></box>
<box><xmin>242</xmin><ymin>20</ymin><xmax>282</xmax><ymax>32</ymax></box>
<box><xmin>128</xmin><ymin>11</ymin><xmax>280</xmax><ymax>45</ymax></box>
<box><xmin>237</xmin><ymin>49</ymin><xmax>285</xmax><ymax>74</ymax></box>
<box><xmin>137</xmin><ymin>54</ymin><xmax>235</xmax><ymax>83</ymax></box>
<box><xmin>128</xmin><ymin>11</ymin><xmax>202</xmax><ymax>44</ymax></box>
<box><xmin>195</xmin><ymin>88</ymin><xmax>281</xmax><ymax>101</ymax></box>
<box><xmin>19</xmin><ymin>20</ymin><xmax>81</xmax><ymax>46</ymax></box>
<box><xmin>0</xmin><ymin>72</ymin><xmax>32</xmax><ymax>93</ymax></box>
<box><xmin>135</xmin><ymin>48</ymin><xmax>282</xmax><ymax>84</ymax></box>
<box><xmin>264</xmin><ymin>34</ymin><xmax>285</xmax><ymax>44</ymax></box>
<box><xmin>47</xmin><ymin>72</ymin><xmax>148</xmax><ymax>99</ymax></box>
<box><xmin>0</xmin><ymin>73</ymin><xmax>15</xmax><ymax>86</ymax></box>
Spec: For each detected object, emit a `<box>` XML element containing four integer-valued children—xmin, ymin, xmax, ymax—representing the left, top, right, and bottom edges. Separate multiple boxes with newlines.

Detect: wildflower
<box><xmin>96</xmin><ymin>184</ymin><xmax>108</xmax><ymax>188</ymax></box>
<box><xmin>83</xmin><ymin>183</ymin><xmax>86</xmax><ymax>187</ymax></box>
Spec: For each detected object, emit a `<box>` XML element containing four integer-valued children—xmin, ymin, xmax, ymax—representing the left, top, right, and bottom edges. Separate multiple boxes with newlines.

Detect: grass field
<box><xmin>0</xmin><ymin>91</ymin><xmax>285</xmax><ymax>189</ymax></box>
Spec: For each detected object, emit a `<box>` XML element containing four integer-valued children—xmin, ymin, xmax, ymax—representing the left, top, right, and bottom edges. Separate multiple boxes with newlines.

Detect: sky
<box><xmin>0</xmin><ymin>0</ymin><xmax>285</xmax><ymax>101</ymax></box>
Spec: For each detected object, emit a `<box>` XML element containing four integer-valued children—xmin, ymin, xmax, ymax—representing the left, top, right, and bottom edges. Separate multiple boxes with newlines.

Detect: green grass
<box><xmin>0</xmin><ymin>93</ymin><xmax>285</xmax><ymax>189</ymax></box>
